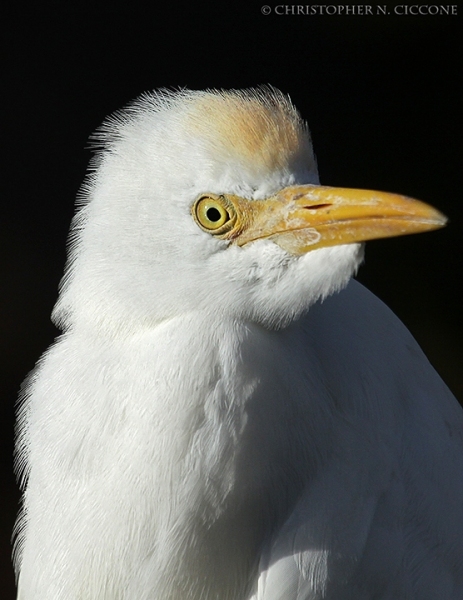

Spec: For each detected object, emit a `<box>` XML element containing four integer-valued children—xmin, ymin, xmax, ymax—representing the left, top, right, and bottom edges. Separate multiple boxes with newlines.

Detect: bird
<box><xmin>14</xmin><ymin>87</ymin><xmax>463</xmax><ymax>600</ymax></box>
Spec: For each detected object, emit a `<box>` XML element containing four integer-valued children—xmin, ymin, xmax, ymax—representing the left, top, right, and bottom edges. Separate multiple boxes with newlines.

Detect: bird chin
<box><xmin>235</xmin><ymin>242</ymin><xmax>364</xmax><ymax>331</ymax></box>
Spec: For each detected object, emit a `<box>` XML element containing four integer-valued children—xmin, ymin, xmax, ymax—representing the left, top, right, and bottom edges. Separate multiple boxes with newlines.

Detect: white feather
<box><xmin>14</xmin><ymin>88</ymin><xmax>463</xmax><ymax>599</ymax></box>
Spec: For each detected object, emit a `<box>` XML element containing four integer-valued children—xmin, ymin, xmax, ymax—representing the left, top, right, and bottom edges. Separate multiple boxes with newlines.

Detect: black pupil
<box><xmin>206</xmin><ymin>207</ymin><xmax>222</xmax><ymax>222</ymax></box>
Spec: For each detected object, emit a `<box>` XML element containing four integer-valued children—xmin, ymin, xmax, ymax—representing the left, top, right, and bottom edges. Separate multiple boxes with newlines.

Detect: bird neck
<box><xmin>45</xmin><ymin>315</ymin><xmax>318</xmax><ymax>599</ymax></box>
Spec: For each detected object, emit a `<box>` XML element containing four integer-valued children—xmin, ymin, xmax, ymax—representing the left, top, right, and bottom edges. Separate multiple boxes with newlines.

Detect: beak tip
<box><xmin>431</xmin><ymin>210</ymin><xmax>448</xmax><ymax>229</ymax></box>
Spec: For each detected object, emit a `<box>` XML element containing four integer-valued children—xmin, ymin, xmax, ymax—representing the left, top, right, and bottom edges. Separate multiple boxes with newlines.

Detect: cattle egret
<box><xmin>14</xmin><ymin>88</ymin><xmax>463</xmax><ymax>600</ymax></box>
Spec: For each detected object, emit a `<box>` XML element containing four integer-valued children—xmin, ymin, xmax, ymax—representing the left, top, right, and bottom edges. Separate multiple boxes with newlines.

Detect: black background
<box><xmin>2</xmin><ymin>3</ymin><xmax>461</xmax><ymax>597</ymax></box>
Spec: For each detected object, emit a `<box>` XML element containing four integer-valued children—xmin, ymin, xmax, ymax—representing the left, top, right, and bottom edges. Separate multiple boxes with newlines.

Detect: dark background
<box><xmin>2</xmin><ymin>3</ymin><xmax>461</xmax><ymax>597</ymax></box>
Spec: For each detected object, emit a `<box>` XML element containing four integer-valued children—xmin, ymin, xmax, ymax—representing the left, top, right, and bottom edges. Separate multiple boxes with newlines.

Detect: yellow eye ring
<box><xmin>196</xmin><ymin>198</ymin><xmax>229</xmax><ymax>229</ymax></box>
<box><xmin>192</xmin><ymin>195</ymin><xmax>237</xmax><ymax>236</ymax></box>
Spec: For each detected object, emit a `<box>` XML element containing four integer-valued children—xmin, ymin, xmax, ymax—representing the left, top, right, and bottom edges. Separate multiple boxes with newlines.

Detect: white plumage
<box><xmin>14</xmin><ymin>88</ymin><xmax>463</xmax><ymax>599</ymax></box>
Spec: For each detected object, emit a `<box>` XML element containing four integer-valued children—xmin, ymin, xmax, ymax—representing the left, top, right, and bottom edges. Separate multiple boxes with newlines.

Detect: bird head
<box><xmin>53</xmin><ymin>88</ymin><xmax>445</xmax><ymax>333</ymax></box>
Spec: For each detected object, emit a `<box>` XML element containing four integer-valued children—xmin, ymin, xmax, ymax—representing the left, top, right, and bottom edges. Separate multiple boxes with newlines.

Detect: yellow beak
<box><xmin>228</xmin><ymin>185</ymin><xmax>447</xmax><ymax>254</ymax></box>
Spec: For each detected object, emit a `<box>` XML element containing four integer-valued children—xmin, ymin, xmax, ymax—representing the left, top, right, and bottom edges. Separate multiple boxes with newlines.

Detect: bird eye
<box><xmin>195</xmin><ymin>197</ymin><xmax>229</xmax><ymax>229</ymax></box>
<box><xmin>192</xmin><ymin>195</ymin><xmax>237</xmax><ymax>235</ymax></box>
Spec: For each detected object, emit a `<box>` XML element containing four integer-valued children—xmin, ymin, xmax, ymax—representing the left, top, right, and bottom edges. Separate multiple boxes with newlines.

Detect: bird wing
<box><xmin>251</xmin><ymin>280</ymin><xmax>463</xmax><ymax>600</ymax></box>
